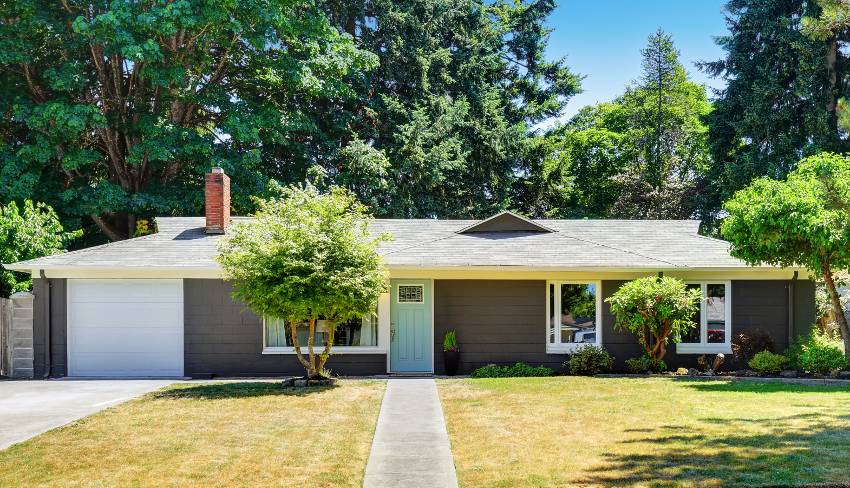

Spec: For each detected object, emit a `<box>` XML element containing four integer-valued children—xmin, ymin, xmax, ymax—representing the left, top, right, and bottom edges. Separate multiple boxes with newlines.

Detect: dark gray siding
<box><xmin>32</xmin><ymin>278</ymin><xmax>67</xmax><ymax>377</ymax></box>
<box><xmin>29</xmin><ymin>276</ymin><xmax>817</xmax><ymax>378</ymax></box>
<box><xmin>433</xmin><ymin>280</ymin><xmax>567</xmax><ymax>374</ymax></box>
<box><xmin>184</xmin><ymin>279</ymin><xmax>386</xmax><ymax>376</ymax></box>
<box><xmin>793</xmin><ymin>279</ymin><xmax>816</xmax><ymax>339</ymax></box>
<box><xmin>602</xmin><ymin>279</ymin><xmax>817</xmax><ymax>370</ymax></box>
<box><xmin>436</xmin><ymin>279</ymin><xmax>816</xmax><ymax>374</ymax></box>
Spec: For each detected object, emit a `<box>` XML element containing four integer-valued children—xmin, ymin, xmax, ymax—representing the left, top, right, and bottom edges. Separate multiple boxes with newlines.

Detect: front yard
<box><xmin>438</xmin><ymin>376</ymin><xmax>850</xmax><ymax>487</ymax></box>
<box><xmin>0</xmin><ymin>380</ymin><xmax>385</xmax><ymax>487</ymax></box>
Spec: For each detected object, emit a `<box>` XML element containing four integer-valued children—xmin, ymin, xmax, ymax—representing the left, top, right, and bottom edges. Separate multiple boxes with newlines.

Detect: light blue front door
<box><xmin>390</xmin><ymin>279</ymin><xmax>433</xmax><ymax>372</ymax></box>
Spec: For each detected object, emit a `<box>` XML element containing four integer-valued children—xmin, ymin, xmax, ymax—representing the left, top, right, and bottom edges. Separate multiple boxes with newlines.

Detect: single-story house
<box><xmin>6</xmin><ymin>168</ymin><xmax>816</xmax><ymax>378</ymax></box>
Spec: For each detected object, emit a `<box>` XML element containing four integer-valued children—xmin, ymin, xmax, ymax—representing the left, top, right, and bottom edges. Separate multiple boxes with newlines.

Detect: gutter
<box><xmin>788</xmin><ymin>271</ymin><xmax>798</xmax><ymax>344</ymax></box>
<box><xmin>39</xmin><ymin>270</ymin><xmax>51</xmax><ymax>378</ymax></box>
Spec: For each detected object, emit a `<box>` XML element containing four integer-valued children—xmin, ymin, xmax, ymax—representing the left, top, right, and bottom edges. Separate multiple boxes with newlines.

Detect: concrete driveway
<box><xmin>0</xmin><ymin>379</ymin><xmax>176</xmax><ymax>450</ymax></box>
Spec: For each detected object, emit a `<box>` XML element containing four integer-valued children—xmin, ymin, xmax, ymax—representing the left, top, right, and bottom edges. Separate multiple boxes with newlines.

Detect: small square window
<box><xmin>398</xmin><ymin>285</ymin><xmax>424</xmax><ymax>303</ymax></box>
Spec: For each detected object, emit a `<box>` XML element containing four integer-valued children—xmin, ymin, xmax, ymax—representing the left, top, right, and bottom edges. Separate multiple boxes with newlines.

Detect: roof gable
<box><xmin>457</xmin><ymin>211</ymin><xmax>554</xmax><ymax>234</ymax></box>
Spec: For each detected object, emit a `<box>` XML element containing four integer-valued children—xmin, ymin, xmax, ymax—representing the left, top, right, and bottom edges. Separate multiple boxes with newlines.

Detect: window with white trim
<box><xmin>677</xmin><ymin>282</ymin><xmax>732</xmax><ymax>354</ymax></box>
<box><xmin>547</xmin><ymin>281</ymin><xmax>602</xmax><ymax>353</ymax></box>
<box><xmin>264</xmin><ymin>310</ymin><xmax>378</xmax><ymax>349</ymax></box>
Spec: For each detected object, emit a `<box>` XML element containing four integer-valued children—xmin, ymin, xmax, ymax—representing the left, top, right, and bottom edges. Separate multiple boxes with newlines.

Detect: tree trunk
<box><xmin>822</xmin><ymin>262</ymin><xmax>850</xmax><ymax>357</ymax></box>
<box><xmin>826</xmin><ymin>36</ymin><xmax>839</xmax><ymax>134</ymax></box>
<box><xmin>307</xmin><ymin>317</ymin><xmax>318</xmax><ymax>378</ymax></box>
<box><xmin>288</xmin><ymin>320</ymin><xmax>311</xmax><ymax>371</ymax></box>
<box><xmin>318</xmin><ymin>320</ymin><xmax>336</xmax><ymax>375</ymax></box>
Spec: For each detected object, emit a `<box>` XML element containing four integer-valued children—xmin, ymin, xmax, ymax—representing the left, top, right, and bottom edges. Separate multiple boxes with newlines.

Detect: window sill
<box><xmin>546</xmin><ymin>343</ymin><xmax>599</xmax><ymax>355</ymax></box>
<box><xmin>262</xmin><ymin>347</ymin><xmax>386</xmax><ymax>355</ymax></box>
<box><xmin>676</xmin><ymin>343</ymin><xmax>732</xmax><ymax>355</ymax></box>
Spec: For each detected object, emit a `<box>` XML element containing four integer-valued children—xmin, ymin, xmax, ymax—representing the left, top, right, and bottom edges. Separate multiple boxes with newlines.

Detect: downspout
<box><xmin>788</xmin><ymin>271</ymin><xmax>798</xmax><ymax>347</ymax></box>
<box><xmin>40</xmin><ymin>270</ymin><xmax>51</xmax><ymax>378</ymax></box>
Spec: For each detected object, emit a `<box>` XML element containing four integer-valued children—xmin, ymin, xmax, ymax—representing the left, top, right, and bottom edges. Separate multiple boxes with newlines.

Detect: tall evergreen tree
<box><xmin>641</xmin><ymin>28</ymin><xmax>680</xmax><ymax>187</ymax></box>
<box><xmin>698</xmin><ymin>0</ymin><xmax>850</xmax><ymax>228</ymax></box>
<box><xmin>317</xmin><ymin>0</ymin><xmax>582</xmax><ymax>218</ymax></box>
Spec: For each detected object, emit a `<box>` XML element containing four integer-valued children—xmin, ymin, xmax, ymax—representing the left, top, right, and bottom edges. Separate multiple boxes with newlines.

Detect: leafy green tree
<box><xmin>699</xmin><ymin>0</ymin><xmax>850</xmax><ymax>228</ymax></box>
<box><xmin>0</xmin><ymin>200</ymin><xmax>81</xmax><ymax>296</ymax></box>
<box><xmin>523</xmin><ymin>30</ymin><xmax>711</xmax><ymax>219</ymax></box>
<box><xmin>217</xmin><ymin>185</ymin><xmax>388</xmax><ymax>379</ymax></box>
<box><xmin>722</xmin><ymin>152</ymin><xmax>850</xmax><ymax>356</ymax></box>
<box><xmin>318</xmin><ymin>0</ymin><xmax>581</xmax><ymax>218</ymax></box>
<box><xmin>0</xmin><ymin>0</ymin><xmax>375</xmax><ymax>241</ymax></box>
<box><xmin>606</xmin><ymin>276</ymin><xmax>701</xmax><ymax>361</ymax></box>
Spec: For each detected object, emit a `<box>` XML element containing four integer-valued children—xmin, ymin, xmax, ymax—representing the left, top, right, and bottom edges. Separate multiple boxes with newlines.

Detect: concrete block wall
<box><xmin>6</xmin><ymin>292</ymin><xmax>34</xmax><ymax>378</ymax></box>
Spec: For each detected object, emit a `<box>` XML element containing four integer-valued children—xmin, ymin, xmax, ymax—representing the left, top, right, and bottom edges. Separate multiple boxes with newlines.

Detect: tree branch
<box><xmin>90</xmin><ymin>215</ymin><xmax>125</xmax><ymax>241</ymax></box>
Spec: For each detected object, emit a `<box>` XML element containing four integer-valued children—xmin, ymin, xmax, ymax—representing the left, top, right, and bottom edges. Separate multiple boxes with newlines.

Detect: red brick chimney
<box><xmin>205</xmin><ymin>167</ymin><xmax>230</xmax><ymax>234</ymax></box>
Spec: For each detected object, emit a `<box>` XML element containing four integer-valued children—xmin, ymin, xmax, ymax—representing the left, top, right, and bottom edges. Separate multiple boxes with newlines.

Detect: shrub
<box><xmin>471</xmin><ymin>362</ymin><xmax>553</xmax><ymax>378</ymax></box>
<box><xmin>785</xmin><ymin>335</ymin><xmax>806</xmax><ymax>370</ymax></box>
<box><xmin>793</xmin><ymin>330</ymin><xmax>847</xmax><ymax>374</ymax></box>
<box><xmin>731</xmin><ymin>328</ymin><xmax>776</xmax><ymax>365</ymax></box>
<box><xmin>748</xmin><ymin>350</ymin><xmax>788</xmax><ymax>375</ymax></box>
<box><xmin>625</xmin><ymin>354</ymin><xmax>667</xmax><ymax>374</ymax></box>
<box><xmin>565</xmin><ymin>346</ymin><xmax>614</xmax><ymax>375</ymax></box>
<box><xmin>606</xmin><ymin>276</ymin><xmax>701</xmax><ymax>362</ymax></box>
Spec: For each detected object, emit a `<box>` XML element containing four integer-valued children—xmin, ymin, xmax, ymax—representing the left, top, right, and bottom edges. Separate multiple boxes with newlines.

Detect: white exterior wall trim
<box><xmin>25</xmin><ymin>266</ymin><xmax>812</xmax><ymax>281</ymax></box>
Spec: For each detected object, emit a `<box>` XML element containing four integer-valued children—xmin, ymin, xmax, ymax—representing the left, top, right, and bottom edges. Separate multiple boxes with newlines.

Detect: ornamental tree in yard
<box><xmin>216</xmin><ymin>185</ymin><xmax>388</xmax><ymax>380</ymax></box>
<box><xmin>606</xmin><ymin>276</ymin><xmax>701</xmax><ymax>361</ymax></box>
<box><xmin>0</xmin><ymin>200</ymin><xmax>81</xmax><ymax>297</ymax></box>
<box><xmin>722</xmin><ymin>152</ymin><xmax>850</xmax><ymax>357</ymax></box>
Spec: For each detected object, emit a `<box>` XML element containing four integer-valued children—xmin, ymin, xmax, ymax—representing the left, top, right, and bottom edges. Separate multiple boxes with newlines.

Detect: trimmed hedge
<box><xmin>471</xmin><ymin>362</ymin><xmax>553</xmax><ymax>378</ymax></box>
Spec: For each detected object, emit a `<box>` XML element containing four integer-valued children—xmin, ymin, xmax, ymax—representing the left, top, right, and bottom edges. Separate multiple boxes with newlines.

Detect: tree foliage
<box><xmin>216</xmin><ymin>185</ymin><xmax>388</xmax><ymax>378</ymax></box>
<box><xmin>606</xmin><ymin>276</ymin><xmax>701</xmax><ymax>361</ymax></box>
<box><xmin>0</xmin><ymin>0</ymin><xmax>375</xmax><ymax>241</ymax></box>
<box><xmin>699</xmin><ymin>0</ymin><xmax>850</xmax><ymax>227</ymax></box>
<box><xmin>0</xmin><ymin>200</ymin><xmax>81</xmax><ymax>296</ymax></box>
<box><xmin>522</xmin><ymin>30</ymin><xmax>711</xmax><ymax>219</ymax></box>
<box><xmin>316</xmin><ymin>0</ymin><xmax>581</xmax><ymax>218</ymax></box>
<box><xmin>722</xmin><ymin>152</ymin><xmax>850</xmax><ymax>355</ymax></box>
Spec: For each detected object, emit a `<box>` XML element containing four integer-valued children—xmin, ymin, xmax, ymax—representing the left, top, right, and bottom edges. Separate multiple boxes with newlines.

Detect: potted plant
<box><xmin>443</xmin><ymin>330</ymin><xmax>460</xmax><ymax>376</ymax></box>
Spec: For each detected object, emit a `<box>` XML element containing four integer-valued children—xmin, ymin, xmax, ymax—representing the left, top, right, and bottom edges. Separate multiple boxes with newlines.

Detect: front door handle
<box><xmin>391</xmin><ymin>322</ymin><xmax>396</xmax><ymax>341</ymax></box>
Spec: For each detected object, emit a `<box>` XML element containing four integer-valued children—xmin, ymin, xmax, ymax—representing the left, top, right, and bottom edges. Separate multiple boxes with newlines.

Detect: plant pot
<box><xmin>443</xmin><ymin>350</ymin><xmax>460</xmax><ymax>376</ymax></box>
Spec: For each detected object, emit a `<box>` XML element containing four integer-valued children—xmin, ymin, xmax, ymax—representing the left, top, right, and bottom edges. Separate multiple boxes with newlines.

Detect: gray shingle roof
<box><xmin>5</xmin><ymin>215</ymin><xmax>753</xmax><ymax>271</ymax></box>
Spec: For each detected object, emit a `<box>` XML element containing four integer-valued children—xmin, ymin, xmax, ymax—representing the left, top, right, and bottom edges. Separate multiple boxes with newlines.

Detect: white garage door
<box><xmin>67</xmin><ymin>279</ymin><xmax>184</xmax><ymax>377</ymax></box>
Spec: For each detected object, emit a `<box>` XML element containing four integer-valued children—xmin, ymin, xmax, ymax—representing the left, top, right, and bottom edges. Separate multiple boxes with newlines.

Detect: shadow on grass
<box><xmin>578</xmin><ymin>411</ymin><xmax>850</xmax><ymax>487</ymax></box>
<box><xmin>677</xmin><ymin>379</ymin><xmax>850</xmax><ymax>394</ymax></box>
<box><xmin>150</xmin><ymin>381</ymin><xmax>338</xmax><ymax>400</ymax></box>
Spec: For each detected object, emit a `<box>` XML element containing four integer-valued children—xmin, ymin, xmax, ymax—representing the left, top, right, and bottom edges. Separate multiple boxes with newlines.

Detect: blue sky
<box><xmin>546</xmin><ymin>0</ymin><xmax>730</xmax><ymax>121</ymax></box>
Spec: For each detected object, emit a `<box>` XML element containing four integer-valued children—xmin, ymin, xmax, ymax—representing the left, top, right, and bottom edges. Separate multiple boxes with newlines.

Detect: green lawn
<box><xmin>438</xmin><ymin>376</ymin><xmax>850</xmax><ymax>488</ymax></box>
<box><xmin>0</xmin><ymin>380</ymin><xmax>385</xmax><ymax>488</ymax></box>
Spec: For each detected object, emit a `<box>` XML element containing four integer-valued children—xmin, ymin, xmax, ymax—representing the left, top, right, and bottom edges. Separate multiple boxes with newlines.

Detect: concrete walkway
<box><xmin>363</xmin><ymin>378</ymin><xmax>459</xmax><ymax>488</ymax></box>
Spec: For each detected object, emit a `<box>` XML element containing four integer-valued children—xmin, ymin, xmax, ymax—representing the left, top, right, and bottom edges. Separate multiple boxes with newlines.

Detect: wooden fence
<box><xmin>0</xmin><ymin>297</ymin><xmax>10</xmax><ymax>377</ymax></box>
<box><xmin>0</xmin><ymin>293</ymin><xmax>34</xmax><ymax>378</ymax></box>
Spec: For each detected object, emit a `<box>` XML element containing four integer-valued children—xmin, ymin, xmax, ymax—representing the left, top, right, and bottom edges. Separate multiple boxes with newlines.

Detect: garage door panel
<box><xmin>72</xmin><ymin>353</ymin><xmax>182</xmax><ymax>377</ymax></box>
<box><xmin>68</xmin><ymin>279</ymin><xmax>184</xmax><ymax>377</ymax></box>
<box><xmin>69</xmin><ymin>279</ymin><xmax>182</xmax><ymax>302</ymax></box>
<box><xmin>71</xmin><ymin>328</ymin><xmax>183</xmax><ymax>354</ymax></box>
<box><xmin>71</xmin><ymin>302</ymin><xmax>182</xmax><ymax>328</ymax></box>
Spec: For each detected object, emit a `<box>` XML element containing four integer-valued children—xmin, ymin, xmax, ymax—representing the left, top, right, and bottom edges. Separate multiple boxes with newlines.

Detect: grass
<box><xmin>0</xmin><ymin>380</ymin><xmax>385</xmax><ymax>488</ymax></box>
<box><xmin>438</xmin><ymin>376</ymin><xmax>850</xmax><ymax>488</ymax></box>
